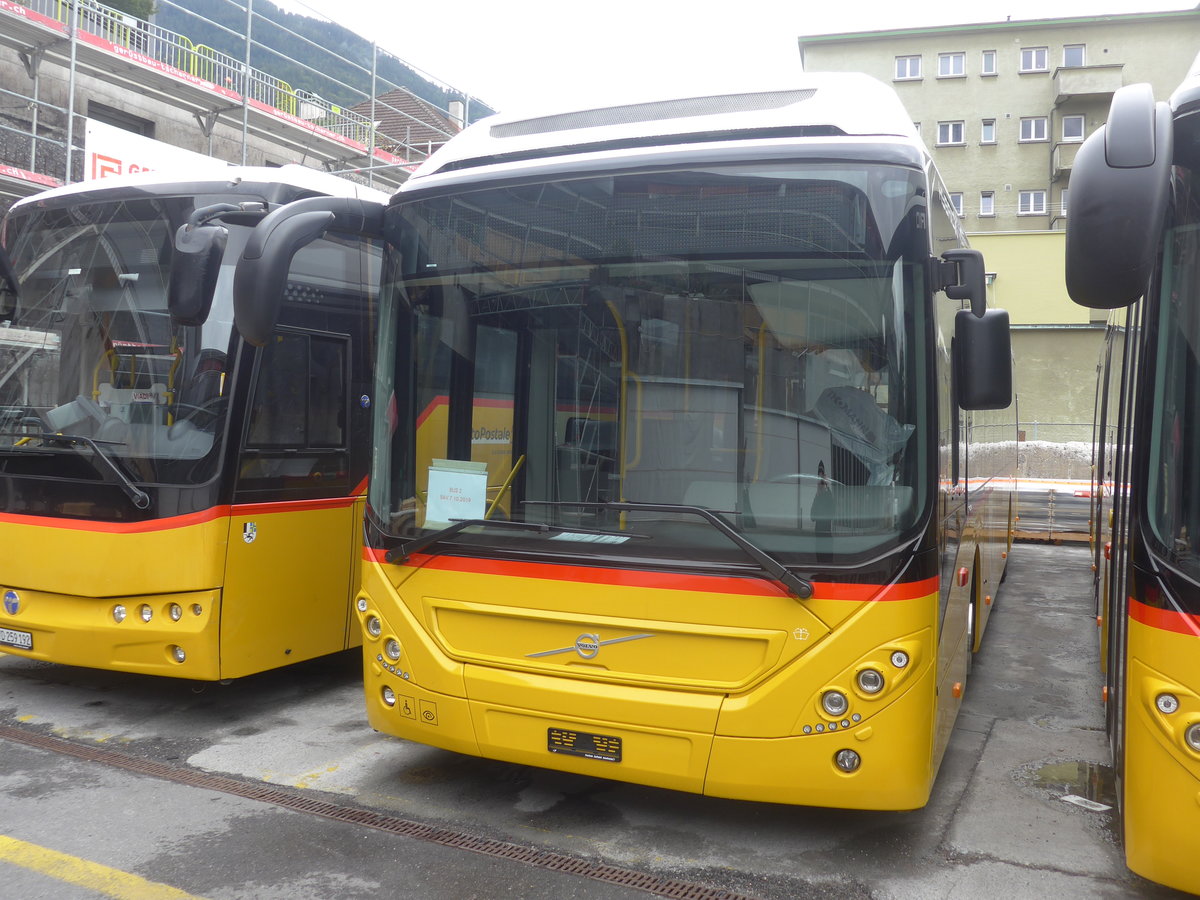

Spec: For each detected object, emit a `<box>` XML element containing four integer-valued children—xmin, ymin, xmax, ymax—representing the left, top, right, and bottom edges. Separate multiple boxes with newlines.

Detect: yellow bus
<box><xmin>0</xmin><ymin>165</ymin><xmax>384</xmax><ymax>680</ymax></box>
<box><xmin>235</xmin><ymin>76</ymin><xmax>1017</xmax><ymax>809</ymax></box>
<box><xmin>1066</xmin><ymin>64</ymin><xmax>1200</xmax><ymax>894</ymax></box>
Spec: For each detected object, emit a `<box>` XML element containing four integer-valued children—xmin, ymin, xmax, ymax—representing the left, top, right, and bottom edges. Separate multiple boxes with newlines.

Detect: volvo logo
<box><xmin>3</xmin><ymin>590</ymin><xmax>18</xmax><ymax>616</ymax></box>
<box><xmin>527</xmin><ymin>631</ymin><xmax>654</xmax><ymax>659</ymax></box>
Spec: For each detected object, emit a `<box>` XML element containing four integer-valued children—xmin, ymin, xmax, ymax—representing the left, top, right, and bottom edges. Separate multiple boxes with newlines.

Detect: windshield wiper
<box><xmin>386</xmin><ymin>518</ymin><xmax>647</xmax><ymax>563</ymax></box>
<box><xmin>36</xmin><ymin>433</ymin><xmax>150</xmax><ymax>510</ymax></box>
<box><xmin>525</xmin><ymin>500</ymin><xmax>814</xmax><ymax>600</ymax></box>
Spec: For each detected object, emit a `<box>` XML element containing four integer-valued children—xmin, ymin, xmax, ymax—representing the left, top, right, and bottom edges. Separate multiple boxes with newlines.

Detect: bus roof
<box><xmin>9</xmin><ymin>164</ymin><xmax>387</xmax><ymax>212</ymax></box>
<box><xmin>405</xmin><ymin>73</ymin><xmax>924</xmax><ymax>184</ymax></box>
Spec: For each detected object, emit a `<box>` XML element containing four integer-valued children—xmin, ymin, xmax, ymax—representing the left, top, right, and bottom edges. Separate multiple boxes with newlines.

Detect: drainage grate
<box><xmin>0</xmin><ymin>724</ymin><xmax>755</xmax><ymax>900</ymax></box>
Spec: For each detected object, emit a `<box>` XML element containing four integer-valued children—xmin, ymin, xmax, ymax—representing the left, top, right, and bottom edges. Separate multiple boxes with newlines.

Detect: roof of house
<box><xmin>351</xmin><ymin>89</ymin><xmax>460</xmax><ymax>157</ymax></box>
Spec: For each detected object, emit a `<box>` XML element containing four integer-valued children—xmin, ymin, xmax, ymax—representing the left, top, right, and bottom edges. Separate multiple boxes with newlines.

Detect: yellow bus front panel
<box><xmin>1122</xmin><ymin>607</ymin><xmax>1200</xmax><ymax>896</ymax></box>
<box><xmin>360</xmin><ymin>554</ymin><xmax>945</xmax><ymax>808</ymax></box>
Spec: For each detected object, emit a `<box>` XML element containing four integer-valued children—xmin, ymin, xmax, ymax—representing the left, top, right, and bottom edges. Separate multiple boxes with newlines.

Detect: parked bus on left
<box><xmin>0</xmin><ymin>165</ymin><xmax>386</xmax><ymax>679</ymax></box>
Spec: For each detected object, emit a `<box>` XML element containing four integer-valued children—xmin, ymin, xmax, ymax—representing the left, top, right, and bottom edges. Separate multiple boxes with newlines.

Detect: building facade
<box><xmin>0</xmin><ymin>0</ymin><xmax>465</xmax><ymax>210</ymax></box>
<box><xmin>800</xmin><ymin>9</ymin><xmax>1200</xmax><ymax>452</ymax></box>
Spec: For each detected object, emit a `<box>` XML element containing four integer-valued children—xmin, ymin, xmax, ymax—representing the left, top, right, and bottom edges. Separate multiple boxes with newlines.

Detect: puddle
<box><xmin>1030</xmin><ymin>760</ymin><xmax>1118</xmax><ymax>808</ymax></box>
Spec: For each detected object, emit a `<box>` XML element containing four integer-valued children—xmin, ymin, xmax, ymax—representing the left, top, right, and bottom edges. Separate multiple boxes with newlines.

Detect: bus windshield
<box><xmin>0</xmin><ymin>197</ymin><xmax>237</xmax><ymax>488</ymax></box>
<box><xmin>1147</xmin><ymin>217</ymin><xmax>1200</xmax><ymax>581</ymax></box>
<box><xmin>371</xmin><ymin>162</ymin><xmax>931</xmax><ymax>567</ymax></box>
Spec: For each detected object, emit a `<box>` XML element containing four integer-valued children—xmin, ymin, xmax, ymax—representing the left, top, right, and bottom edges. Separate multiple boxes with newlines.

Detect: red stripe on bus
<box><xmin>362</xmin><ymin>548</ymin><xmax>937</xmax><ymax>601</ymax></box>
<box><xmin>1129</xmin><ymin>596</ymin><xmax>1200</xmax><ymax>638</ymax></box>
<box><xmin>230</xmin><ymin>496</ymin><xmax>361</xmax><ymax>516</ymax></box>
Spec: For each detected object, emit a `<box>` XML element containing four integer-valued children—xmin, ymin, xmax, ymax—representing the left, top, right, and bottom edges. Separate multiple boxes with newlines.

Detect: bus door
<box><xmin>222</xmin><ymin>328</ymin><xmax>358</xmax><ymax>677</ymax></box>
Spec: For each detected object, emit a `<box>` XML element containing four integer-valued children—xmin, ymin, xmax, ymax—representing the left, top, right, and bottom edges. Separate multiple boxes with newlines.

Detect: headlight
<box><xmin>169</xmin><ymin>645</ymin><xmax>186</xmax><ymax>663</ymax></box>
<box><xmin>891</xmin><ymin>650</ymin><xmax>910</xmax><ymax>669</ymax></box>
<box><xmin>169</xmin><ymin>603</ymin><xmax>183</xmax><ymax>622</ymax></box>
<box><xmin>1156</xmin><ymin>693</ymin><xmax>1180</xmax><ymax>715</ymax></box>
<box><xmin>365</xmin><ymin>616</ymin><xmax>382</xmax><ymax>637</ymax></box>
<box><xmin>821</xmin><ymin>690</ymin><xmax>849</xmax><ymax>717</ymax></box>
<box><xmin>1186</xmin><ymin>722</ymin><xmax>1200</xmax><ymax>753</ymax></box>
<box><xmin>191</xmin><ymin>604</ymin><xmax>203</xmax><ymax>616</ymax></box>
<box><xmin>356</xmin><ymin>596</ymin><xmax>369</xmax><ymax>613</ymax></box>
<box><xmin>857</xmin><ymin>669</ymin><xmax>885</xmax><ymax>694</ymax></box>
<box><xmin>382</xmin><ymin>686</ymin><xmax>396</xmax><ymax>707</ymax></box>
<box><xmin>112</xmin><ymin>604</ymin><xmax>127</xmax><ymax>624</ymax></box>
<box><xmin>384</xmin><ymin>639</ymin><xmax>402</xmax><ymax>661</ymax></box>
<box><xmin>834</xmin><ymin>749</ymin><xmax>861</xmax><ymax>772</ymax></box>
<box><xmin>139</xmin><ymin>604</ymin><xmax>153</xmax><ymax>623</ymax></box>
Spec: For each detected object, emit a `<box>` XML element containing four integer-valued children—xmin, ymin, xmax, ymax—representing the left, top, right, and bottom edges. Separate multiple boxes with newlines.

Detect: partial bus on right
<box><xmin>1066</xmin><ymin>56</ymin><xmax>1200</xmax><ymax>896</ymax></box>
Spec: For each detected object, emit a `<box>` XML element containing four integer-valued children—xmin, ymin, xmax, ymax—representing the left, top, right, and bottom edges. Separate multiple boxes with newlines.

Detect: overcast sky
<box><xmin>270</xmin><ymin>0</ymin><xmax>1196</xmax><ymax>113</ymax></box>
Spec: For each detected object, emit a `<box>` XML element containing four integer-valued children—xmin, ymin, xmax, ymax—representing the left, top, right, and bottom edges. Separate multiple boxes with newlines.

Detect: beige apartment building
<box><xmin>800</xmin><ymin>9</ymin><xmax>1200</xmax><ymax>450</ymax></box>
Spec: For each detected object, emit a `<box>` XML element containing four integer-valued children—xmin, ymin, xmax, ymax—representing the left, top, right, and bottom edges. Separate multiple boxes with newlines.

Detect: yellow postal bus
<box><xmin>0</xmin><ymin>166</ymin><xmax>383</xmax><ymax>679</ymax></box>
<box><xmin>235</xmin><ymin>76</ymin><xmax>1017</xmax><ymax>809</ymax></box>
<box><xmin>1066</xmin><ymin>61</ymin><xmax>1200</xmax><ymax>894</ymax></box>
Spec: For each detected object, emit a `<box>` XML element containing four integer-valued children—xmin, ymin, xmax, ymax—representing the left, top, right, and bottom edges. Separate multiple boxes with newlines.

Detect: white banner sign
<box><xmin>84</xmin><ymin>119</ymin><xmax>229</xmax><ymax>181</ymax></box>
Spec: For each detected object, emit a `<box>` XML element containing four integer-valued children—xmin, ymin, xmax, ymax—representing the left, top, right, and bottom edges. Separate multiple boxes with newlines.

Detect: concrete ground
<box><xmin>0</xmin><ymin>542</ymin><xmax>1192</xmax><ymax>899</ymax></box>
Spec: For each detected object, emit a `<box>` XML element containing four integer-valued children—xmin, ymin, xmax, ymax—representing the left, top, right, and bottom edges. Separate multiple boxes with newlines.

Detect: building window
<box><xmin>1020</xmin><ymin>47</ymin><xmax>1049</xmax><ymax>73</ymax></box>
<box><xmin>950</xmin><ymin>192</ymin><xmax>964</xmax><ymax>215</ymax></box>
<box><xmin>895</xmin><ymin>56</ymin><xmax>922</xmax><ymax>80</ymax></box>
<box><xmin>1020</xmin><ymin>117</ymin><xmax>1048</xmax><ymax>142</ymax></box>
<box><xmin>87</xmin><ymin>101</ymin><xmax>155</xmax><ymax>137</ymax></box>
<box><xmin>1061</xmin><ymin>189</ymin><xmax>1070</xmax><ymax>216</ymax></box>
<box><xmin>937</xmin><ymin>121</ymin><xmax>965</xmax><ymax>145</ymax></box>
<box><xmin>980</xmin><ymin>191</ymin><xmax>995</xmax><ymax>217</ymax></box>
<box><xmin>1062</xmin><ymin>114</ymin><xmax>1085</xmax><ymax>142</ymax></box>
<box><xmin>1063</xmin><ymin>44</ymin><xmax>1086</xmax><ymax>68</ymax></box>
<box><xmin>981</xmin><ymin>50</ymin><xmax>997</xmax><ymax>75</ymax></box>
<box><xmin>938</xmin><ymin>52</ymin><xmax>966</xmax><ymax>77</ymax></box>
<box><xmin>981</xmin><ymin>119</ymin><xmax>996</xmax><ymax>143</ymax></box>
<box><xmin>1019</xmin><ymin>190</ymin><xmax>1047</xmax><ymax>215</ymax></box>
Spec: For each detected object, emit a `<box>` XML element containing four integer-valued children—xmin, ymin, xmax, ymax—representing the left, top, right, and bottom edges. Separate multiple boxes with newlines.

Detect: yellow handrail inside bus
<box><xmin>485</xmin><ymin>454</ymin><xmax>526</xmax><ymax>520</ymax></box>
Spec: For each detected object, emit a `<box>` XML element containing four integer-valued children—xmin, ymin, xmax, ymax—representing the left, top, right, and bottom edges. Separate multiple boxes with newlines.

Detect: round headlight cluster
<box><xmin>835</xmin><ymin>749</ymin><xmax>861</xmax><ymax>773</ymax></box>
<box><xmin>1186</xmin><ymin>723</ymin><xmax>1200</xmax><ymax>753</ymax></box>
<box><xmin>822</xmin><ymin>690</ymin><xmax>849</xmax><ymax>717</ymax></box>
<box><xmin>1156</xmin><ymin>693</ymin><xmax>1181</xmax><ymax>715</ymax></box>
<box><xmin>857</xmin><ymin>668</ymin><xmax>885</xmax><ymax>694</ymax></box>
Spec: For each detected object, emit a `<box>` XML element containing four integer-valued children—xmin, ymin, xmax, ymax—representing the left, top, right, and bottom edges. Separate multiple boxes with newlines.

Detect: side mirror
<box><xmin>941</xmin><ymin>248</ymin><xmax>987</xmax><ymax>318</ymax></box>
<box><xmin>234</xmin><ymin>196</ymin><xmax>386</xmax><ymax>346</ymax></box>
<box><xmin>955</xmin><ymin>307</ymin><xmax>1012</xmax><ymax>410</ymax></box>
<box><xmin>169</xmin><ymin>221</ymin><xmax>227</xmax><ymax>326</ymax></box>
<box><xmin>1065</xmin><ymin>84</ymin><xmax>1173</xmax><ymax>309</ymax></box>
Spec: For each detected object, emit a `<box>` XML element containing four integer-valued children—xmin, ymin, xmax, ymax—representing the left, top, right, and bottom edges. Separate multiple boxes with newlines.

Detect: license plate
<box><xmin>0</xmin><ymin>627</ymin><xmax>32</xmax><ymax>651</ymax></box>
<box><xmin>547</xmin><ymin>727</ymin><xmax>622</xmax><ymax>762</ymax></box>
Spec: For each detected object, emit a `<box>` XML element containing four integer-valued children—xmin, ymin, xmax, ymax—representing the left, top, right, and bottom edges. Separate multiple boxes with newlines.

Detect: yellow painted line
<box><xmin>0</xmin><ymin>835</ymin><xmax>209</xmax><ymax>900</ymax></box>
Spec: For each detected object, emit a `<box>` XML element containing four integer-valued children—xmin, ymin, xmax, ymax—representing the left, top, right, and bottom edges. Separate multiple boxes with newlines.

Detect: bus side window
<box><xmin>237</xmin><ymin>330</ymin><xmax>350</xmax><ymax>495</ymax></box>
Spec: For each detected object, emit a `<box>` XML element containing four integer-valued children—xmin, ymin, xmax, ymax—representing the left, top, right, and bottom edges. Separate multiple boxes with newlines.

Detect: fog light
<box><xmin>365</xmin><ymin>615</ymin><xmax>382</xmax><ymax>637</ymax></box>
<box><xmin>382</xmin><ymin>685</ymin><xmax>396</xmax><ymax>707</ymax></box>
<box><xmin>356</xmin><ymin>596</ymin><xmax>369</xmax><ymax>613</ymax></box>
<box><xmin>112</xmin><ymin>604</ymin><xmax>127</xmax><ymax>624</ymax></box>
<box><xmin>891</xmin><ymin>650</ymin><xmax>910</xmax><ymax>669</ymax></box>
<box><xmin>835</xmin><ymin>749</ymin><xmax>861</xmax><ymax>772</ymax></box>
<box><xmin>385</xmin><ymin>639</ymin><xmax>402</xmax><ymax>661</ymax></box>
<box><xmin>1156</xmin><ymin>693</ymin><xmax>1180</xmax><ymax>715</ymax></box>
<box><xmin>191</xmin><ymin>604</ymin><xmax>203</xmax><ymax>616</ymax></box>
<box><xmin>139</xmin><ymin>604</ymin><xmax>152</xmax><ymax>623</ymax></box>
<box><xmin>169</xmin><ymin>603</ymin><xmax>183</xmax><ymax>622</ymax></box>
<box><xmin>822</xmin><ymin>690</ymin><xmax>849</xmax><ymax>717</ymax></box>
<box><xmin>857</xmin><ymin>668</ymin><xmax>885</xmax><ymax>694</ymax></box>
<box><xmin>1186</xmin><ymin>723</ymin><xmax>1200</xmax><ymax>752</ymax></box>
<box><xmin>169</xmin><ymin>645</ymin><xmax>186</xmax><ymax>663</ymax></box>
